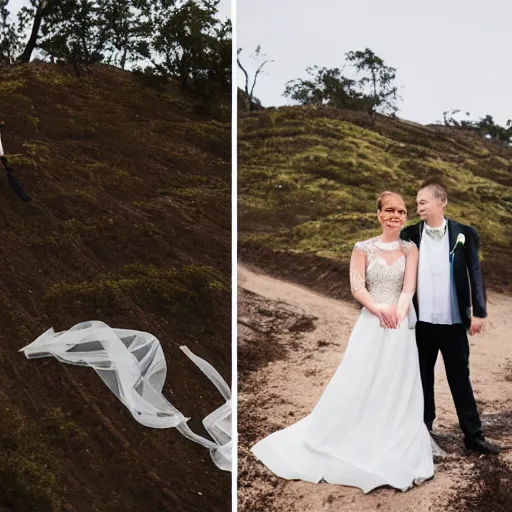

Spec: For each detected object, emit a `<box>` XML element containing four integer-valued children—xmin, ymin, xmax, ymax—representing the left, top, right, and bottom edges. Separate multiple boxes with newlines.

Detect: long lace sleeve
<box><xmin>350</xmin><ymin>244</ymin><xmax>379</xmax><ymax>315</ymax></box>
<box><xmin>350</xmin><ymin>244</ymin><xmax>366</xmax><ymax>294</ymax></box>
<box><xmin>397</xmin><ymin>242</ymin><xmax>418</xmax><ymax>320</ymax></box>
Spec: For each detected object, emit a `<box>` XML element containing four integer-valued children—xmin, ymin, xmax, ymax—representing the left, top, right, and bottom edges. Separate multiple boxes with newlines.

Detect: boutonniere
<box><xmin>450</xmin><ymin>233</ymin><xmax>465</xmax><ymax>255</ymax></box>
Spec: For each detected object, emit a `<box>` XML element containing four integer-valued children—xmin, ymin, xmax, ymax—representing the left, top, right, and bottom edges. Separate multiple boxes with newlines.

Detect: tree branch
<box><xmin>236</xmin><ymin>56</ymin><xmax>250</xmax><ymax>96</ymax></box>
<box><xmin>249</xmin><ymin>59</ymin><xmax>271</xmax><ymax>100</ymax></box>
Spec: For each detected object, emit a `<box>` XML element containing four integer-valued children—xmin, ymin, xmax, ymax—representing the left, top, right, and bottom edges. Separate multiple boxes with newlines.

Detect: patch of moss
<box><xmin>113</xmin><ymin>168</ymin><xmax>130</xmax><ymax>178</ymax></box>
<box><xmin>239</xmin><ymin>107</ymin><xmax>512</xmax><ymax>265</ymax></box>
<box><xmin>85</xmin><ymin>161</ymin><xmax>108</xmax><ymax>171</ymax></box>
<box><xmin>0</xmin><ymin>406</ymin><xmax>61</xmax><ymax>512</ymax></box>
<box><xmin>23</xmin><ymin>141</ymin><xmax>51</xmax><ymax>163</ymax></box>
<box><xmin>8</xmin><ymin>154</ymin><xmax>36</xmax><ymax>167</ymax></box>
<box><xmin>174</xmin><ymin>188</ymin><xmax>207</xmax><ymax>198</ymax></box>
<box><xmin>25</xmin><ymin>115</ymin><xmax>41</xmax><ymax>131</ymax></box>
<box><xmin>37</xmin><ymin>72</ymin><xmax>73</xmax><ymax>86</ymax></box>
<box><xmin>61</xmin><ymin>216</ymin><xmax>111</xmax><ymax>234</ymax></box>
<box><xmin>182</xmin><ymin>119</ymin><xmax>230</xmax><ymax>147</ymax></box>
<box><xmin>40</xmin><ymin>234</ymin><xmax>59</xmax><ymax>246</ymax></box>
<box><xmin>119</xmin><ymin>263</ymin><xmax>161</xmax><ymax>276</ymax></box>
<box><xmin>0</xmin><ymin>458</ymin><xmax>61</xmax><ymax>512</ymax></box>
<box><xmin>43</xmin><ymin>408</ymin><xmax>88</xmax><ymax>442</ymax></box>
<box><xmin>44</xmin><ymin>265</ymin><xmax>229</xmax><ymax>311</ymax></box>
<box><xmin>0</xmin><ymin>80</ymin><xmax>25</xmax><ymax>95</ymax></box>
<box><xmin>190</xmin><ymin>175</ymin><xmax>210</xmax><ymax>183</ymax></box>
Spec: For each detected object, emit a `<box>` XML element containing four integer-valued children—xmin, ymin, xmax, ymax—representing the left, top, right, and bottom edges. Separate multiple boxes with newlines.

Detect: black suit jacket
<box><xmin>400</xmin><ymin>219</ymin><xmax>487</xmax><ymax>329</ymax></box>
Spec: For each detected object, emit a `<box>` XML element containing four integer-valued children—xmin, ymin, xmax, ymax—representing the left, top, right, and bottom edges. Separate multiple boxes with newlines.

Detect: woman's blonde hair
<box><xmin>377</xmin><ymin>191</ymin><xmax>406</xmax><ymax>211</ymax></box>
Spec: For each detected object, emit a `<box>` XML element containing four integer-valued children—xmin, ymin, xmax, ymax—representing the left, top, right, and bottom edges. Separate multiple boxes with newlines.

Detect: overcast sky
<box><xmin>7</xmin><ymin>0</ymin><xmax>231</xmax><ymax>32</ymax></box>
<box><xmin>8</xmin><ymin>0</ymin><xmax>230</xmax><ymax>18</ymax></box>
<box><xmin>237</xmin><ymin>0</ymin><xmax>511</xmax><ymax>126</ymax></box>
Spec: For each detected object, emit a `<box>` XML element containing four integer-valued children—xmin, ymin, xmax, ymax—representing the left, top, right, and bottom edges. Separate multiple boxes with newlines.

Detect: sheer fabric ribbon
<box><xmin>19</xmin><ymin>321</ymin><xmax>231</xmax><ymax>471</ymax></box>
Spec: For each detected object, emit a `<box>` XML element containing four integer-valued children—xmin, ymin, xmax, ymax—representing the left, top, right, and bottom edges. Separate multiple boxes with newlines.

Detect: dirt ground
<box><xmin>237</xmin><ymin>264</ymin><xmax>512</xmax><ymax>512</ymax></box>
<box><xmin>0</xmin><ymin>63</ymin><xmax>231</xmax><ymax>512</ymax></box>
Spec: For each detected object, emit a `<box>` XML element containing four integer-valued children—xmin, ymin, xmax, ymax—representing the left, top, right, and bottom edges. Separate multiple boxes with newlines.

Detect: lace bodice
<box><xmin>350</xmin><ymin>238</ymin><xmax>416</xmax><ymax>305</ymax></box>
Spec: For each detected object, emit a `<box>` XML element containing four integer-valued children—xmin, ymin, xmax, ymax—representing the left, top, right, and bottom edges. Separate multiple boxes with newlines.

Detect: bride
<box><xmin>251</xmin><ymin>191</ymin><xmax>434</xmax><ymax>493</ymax></box>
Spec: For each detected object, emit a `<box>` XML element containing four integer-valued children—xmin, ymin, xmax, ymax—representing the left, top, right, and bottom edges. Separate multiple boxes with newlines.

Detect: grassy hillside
<box><xmin>0</xmin><ymin>62</ymin><xmax>230</xmax><ymax>511</ymax></box>
<box><xmin>239</xmin><ymin>106</ymin><xmax>512</xmax><ymax>296</ymax></box>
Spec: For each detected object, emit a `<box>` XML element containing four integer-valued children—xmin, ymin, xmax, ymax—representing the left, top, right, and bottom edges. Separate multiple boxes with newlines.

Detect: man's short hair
<box><xmin>419</xmin><ymin>180</ymin><xmax>448</xmax><ymax>203</ymax></box>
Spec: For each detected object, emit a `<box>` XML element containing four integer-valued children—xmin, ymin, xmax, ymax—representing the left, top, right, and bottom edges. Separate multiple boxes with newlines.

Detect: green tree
<box><xmin>16</xmin><ymin>0</ymin><xmax>61</xmax><ymax>63</ymax></box>
<box><xmin>441</xmin><ymin>110</ymin><xmax>512</xmax><ymax>144</ymax></box>
<box><xmin>283</xmin><ymin>48</ymin><xmax>400</xmax><ymax>117</ymax></box>
<box><xmin>37</xmin><ymin>0</ymin><xmax>103</xmax><ymax>74</ymax></box>
<box><xmin>136</xmin><ymin>0</ymin><xmax>231</xmax><ymax>93</ymax></box>
<box><xmin>477</xmin><ymin>115</ymin><xmax>505</xmax><ymax>140</ymax></box>
<box><xmin>345</xmin><ymin>47</ymin><xmax>400</xmax><ymax>116</ymax></box>
<box><xmin>5</xmin><ymin>0</ymin><xmax>231</xmax><ymax>96</ymax></box>
<box><xmin>283</xmin><ymin>65</ymin><xmax>361</xmax><ymax>108</ymax></box>
<box><xmin>16</xmin><ymin>0</ymin><xmax>142</xmax><ymax>69</ymax></box>
<box><xmin>0</xmin><ymin>0</ymin><xmax>22</xmax><ymax>63</ymax></box>
<box><xmin>96</xmin><ymin>0</ymin><xmax>136</xmax><ymax>69</ymax></box>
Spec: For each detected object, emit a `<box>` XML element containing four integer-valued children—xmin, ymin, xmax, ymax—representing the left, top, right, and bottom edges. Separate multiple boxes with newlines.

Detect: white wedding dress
<box><xmin>251</xmin><ymin>239</ymin><xmax>434</xmax><ymax>493</ymax></box>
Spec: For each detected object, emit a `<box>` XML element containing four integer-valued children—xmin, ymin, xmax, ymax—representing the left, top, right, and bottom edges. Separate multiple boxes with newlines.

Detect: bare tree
<box><xmin>237</xmin><ymin>45</ymin><xmax>272</xmax><ymax>110</ymax></box>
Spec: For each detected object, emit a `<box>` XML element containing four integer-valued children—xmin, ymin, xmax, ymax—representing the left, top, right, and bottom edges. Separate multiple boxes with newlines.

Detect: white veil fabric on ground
<box><xmin>430</xmin><ymin>436</ymin><xmax>446</xmax><ymax>458</ymax></box>
<box><xmin>19</xmin><ymin>321</ymin><xmax>231</xmax><ymax>471</ymax></box>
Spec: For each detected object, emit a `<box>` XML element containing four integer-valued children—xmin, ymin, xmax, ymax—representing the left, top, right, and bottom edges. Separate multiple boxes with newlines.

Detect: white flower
<box><xmin>450</xmin><ymin>233</ymin><xmax>465</xmax><ymax>255</ymax></box>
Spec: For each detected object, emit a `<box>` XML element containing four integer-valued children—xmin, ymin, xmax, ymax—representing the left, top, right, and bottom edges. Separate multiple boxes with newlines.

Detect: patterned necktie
<box><xmin>425</xmin><ymin>224</ymin><xmax>447</xmax><ymax>241</ymax></box>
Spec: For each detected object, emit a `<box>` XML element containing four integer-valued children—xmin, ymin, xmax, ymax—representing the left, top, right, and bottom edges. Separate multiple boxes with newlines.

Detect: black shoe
<box><xmin>426</xmin><ymin>421</ymin><xmax>433</xmax><ymax>433</ymax></box>
<box><xmin>464</xmin><ymin>437</ymin><xmax>501</xmax><ymax>454</ymax></box>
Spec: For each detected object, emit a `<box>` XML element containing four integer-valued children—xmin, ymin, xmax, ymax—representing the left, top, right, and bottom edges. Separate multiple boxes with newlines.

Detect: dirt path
<box><xmin>238</xmin><ymin>264</ymin><xmax>512</xmax><ymax>512</ymax></box>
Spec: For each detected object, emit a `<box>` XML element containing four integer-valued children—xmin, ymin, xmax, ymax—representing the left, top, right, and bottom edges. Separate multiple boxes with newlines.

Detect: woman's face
<box><xmin>377</xmin><ymin>195</ymin><xmax>407</xmax><ymax>232</ymax></box>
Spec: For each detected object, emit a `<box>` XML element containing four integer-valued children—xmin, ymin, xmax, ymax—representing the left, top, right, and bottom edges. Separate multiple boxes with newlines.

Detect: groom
<box><xmin>401</xmin><ymin>181</ymin><xmax>500</xmax><ymax>454</ymax></box>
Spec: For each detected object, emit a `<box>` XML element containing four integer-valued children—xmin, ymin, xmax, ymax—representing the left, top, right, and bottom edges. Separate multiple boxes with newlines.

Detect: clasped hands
<box><xmin>375</xmin><ymin>304</ymin><xmax>405</xmax><ymax>329</ymax></box>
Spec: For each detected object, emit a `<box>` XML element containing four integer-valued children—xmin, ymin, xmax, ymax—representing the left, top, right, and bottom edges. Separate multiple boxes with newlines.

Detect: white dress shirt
<box><xmin>417</xmin><ymin>219</ymin><xmax>453</xmax><ymax>324</ymax></box>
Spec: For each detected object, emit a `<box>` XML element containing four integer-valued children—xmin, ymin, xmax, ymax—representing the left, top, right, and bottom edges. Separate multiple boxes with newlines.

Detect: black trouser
<box><xmin>415</xmin><ymin>321</ymin><xmax>483</xmax><ymax>440</ymax></box>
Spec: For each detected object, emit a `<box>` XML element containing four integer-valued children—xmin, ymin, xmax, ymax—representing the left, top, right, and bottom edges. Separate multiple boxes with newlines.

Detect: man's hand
<box><xmin>469</xmin><ymin>317</ymin><xmax>486</xmax><ymax>336</ymax></box>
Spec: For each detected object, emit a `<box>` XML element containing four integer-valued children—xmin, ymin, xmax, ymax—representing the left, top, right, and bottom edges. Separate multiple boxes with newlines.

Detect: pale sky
<box><xmin>8</xmin><ymin>0</ymin><xmax>230</xmax><ymax>18</ymax></box>
<box><xmin>237</xmin><ymin>0</ymin><xmax>511</xmax><ymax>126</ymax></box>
<box><xmin>7</xmin><ymin>0</ymin><xmax>231</xmax><ymax>35</ymax></box>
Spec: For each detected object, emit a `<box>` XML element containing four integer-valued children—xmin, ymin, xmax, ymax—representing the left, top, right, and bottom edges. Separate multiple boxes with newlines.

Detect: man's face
<box><xmin>416</xmin><ymin>188</ymin><xmax>445</xmax><ymax>222</ymax></box>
